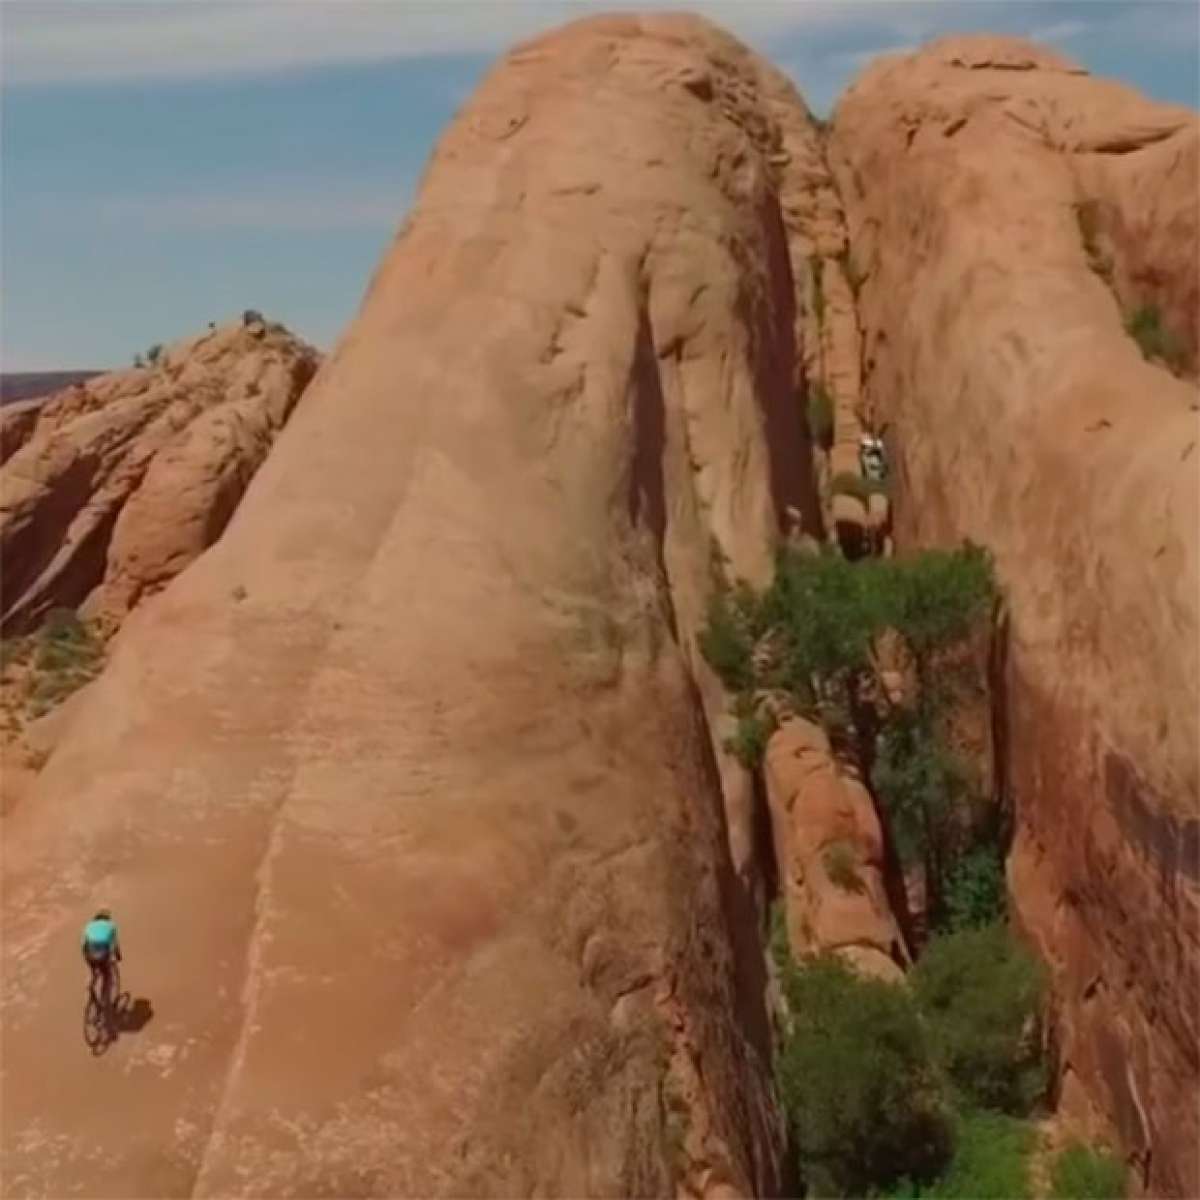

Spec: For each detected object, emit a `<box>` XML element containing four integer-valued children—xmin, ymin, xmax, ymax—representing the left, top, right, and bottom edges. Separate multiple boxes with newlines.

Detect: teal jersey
<box><xmin>82</xmin><ymin>918</ymin><xmax>117</xmax><ymax>950</ymax></box>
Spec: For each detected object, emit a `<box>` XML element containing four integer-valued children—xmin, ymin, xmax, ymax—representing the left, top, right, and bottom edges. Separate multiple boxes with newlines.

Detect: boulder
<box><xmin>763</xmin><ymin>717</ymin><xmax>908</xmax><ymax>983</ymax></box>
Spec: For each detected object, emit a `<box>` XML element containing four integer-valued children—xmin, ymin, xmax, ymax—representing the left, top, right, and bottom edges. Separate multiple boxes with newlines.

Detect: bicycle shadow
<box><xmin>113</xmin><ymin>992</ymin><xmax>154</xmax><ymax>1034</ymax></box>
<box><xmin>84</xmin><ymin>990</ymin><xmax>155</xmax><ymax>1056</ymax></box>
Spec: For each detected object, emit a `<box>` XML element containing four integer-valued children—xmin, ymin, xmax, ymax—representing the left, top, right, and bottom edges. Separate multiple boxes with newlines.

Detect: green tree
<box><xmin>872</xmin><ymin>708</ymin><xmax>970</xmax><ymax>874</ymax></box>
<box><xmin>941</xmin><ymin>845</ymin><xmax>1007</xmax><ymax>932</ymax></box>
<box><xmin>883</xmin><ymin>1110</ymin><xmax>1034</xmax><ymax>1199</ymax></box>
<box><xmin>777</xmin><ymin>954</ymin><xmax>954</xmax><ymax>1196</ymax></box>
<box><xmin>697</xmin><ymin>540</ymin><xmax>998</xmax><ymax>859</ymax></box>
<box><xmin>697</xmin><ymin>588</ymin><xmax>756</xmax><ymax>694</ymax></box>
<box><xmin>911</xmin><ymin>923</ymin><xmax>1046</xmax><ymax>1115</ymax></box>
<box><xmin>887</xmin><ymin>542</ymin><xmax>994</xmax><ymax>666</ymax></box>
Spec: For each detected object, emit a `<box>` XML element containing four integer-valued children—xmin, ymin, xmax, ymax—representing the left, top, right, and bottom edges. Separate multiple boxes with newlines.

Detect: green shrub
<box><xmin>830</xmin><ymin>470</ymin><xmax>870</xmax><ymax>505</ymax></box>
<box><xmin>35</xmin><ymin>608</ymin><xmax>98</xmax><ymax>666</ymax></box>
<box><xmin>146</xmin><ymin>343</ymin><xmax>163</xmax><ymax>365</ymax></box>
<box><xmin>726</xmin><ymin>709</ymin><xmax>776</xmax><ymax>769</ymax></box>
<box><xmin>823</xmin><ymin>840</ymin><xmax>864</xmax><ymax>893</ymax></box>
<box><xmin>25</xmin><ymin>608</ymin><xmax>104</xmax><ymax>717</ymax></box>
<box><xmin>807</xmin><ymin>383</ymin><xmax>835</xmax><ymax>449</ymax></box>
<box><xmin>1125</xmin><ymin>304</ymin><xmax>1187</xmax><ymax>373</ymax></box>
<box><xmin>700</xmin><ymin>544</ymin><xmax>995</xmax><ymax>744</ymax></box>
<box><xmin>886</xmin><ymin>542</ymin><xmax>994</xmax><ymax>661</ymax></box>
<box><xmin>698</xmin><ymin>590</ymin><xmax>756</xmax><ymax>693</ymax></box>
<box><xmin>912</xmin><ymin>923</ymin><xmax>1046</xmax><ymax>1115</ymax></box>
<box><xmin>758</xmin><ymin>547</ymin><xmax>881</xmax><ymax>705</ymax></box>
<box><xmin>1049</xmin><ymin>1142</ymin><xmax>1125</xmax><ymax>1200</ymax></box>
<box><xmin>884</xmin><ymin>1110</ymin><xmax>1034</xmax><ymax>1198</ymax></box>
<box><xmin>873</xmin><ymin>709</ymin><xmax>972</xmax><ymax>874</ymax></box>
<box><xmin>941</xmin><ymin>845</ymin><xmax>1007</xmax><ymax>932</ymax></box>
<box><xmin>0</xmin><ymin>635</ymin><xmax>32</xmax><ymax>674</ymax></box>
<box><xmin>767</xmin><ymin>899</ymin><xmax>791</xmax><ymax>972</ymax></box>
<box><xmin>777</xmin><ymin>954</ymin><xmax>953</xmax><ymax>1197</ymax></box>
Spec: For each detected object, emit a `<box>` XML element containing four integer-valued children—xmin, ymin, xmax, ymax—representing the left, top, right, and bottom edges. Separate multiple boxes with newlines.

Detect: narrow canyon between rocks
<box><xmin>1</xmin><ymin>13</ymin><xmax>1196</xmax><ymax>1200</ymax></box>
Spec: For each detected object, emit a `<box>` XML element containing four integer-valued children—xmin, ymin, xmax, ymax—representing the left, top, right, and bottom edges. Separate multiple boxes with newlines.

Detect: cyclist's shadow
<box><xmin>83</xmin><ymin>981</ymin><xmax>154</xmax><ymax>1057</ymax></box>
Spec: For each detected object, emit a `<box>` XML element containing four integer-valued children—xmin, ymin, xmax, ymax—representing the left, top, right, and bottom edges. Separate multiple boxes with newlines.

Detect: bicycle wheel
<box><xmin>83</xmin><ymin>986</ymin><xmax>105</xmax><ymax>1050</ymax></box>
<box><xmin>105</xmin><ymin>963</ymin><xmax>122</xmax><ymax>1032</ymax></box>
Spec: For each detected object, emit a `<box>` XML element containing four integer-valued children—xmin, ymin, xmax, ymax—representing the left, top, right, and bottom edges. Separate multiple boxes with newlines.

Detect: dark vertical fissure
<box><xmin>755</xmin><ymin>189</ymin><xmax>825</xmax><ymax>542</ymax></box>
<box><xmin>628</xmin><ymin>306</ymin><xmax>679</xmax><ymax>645</ymax></box>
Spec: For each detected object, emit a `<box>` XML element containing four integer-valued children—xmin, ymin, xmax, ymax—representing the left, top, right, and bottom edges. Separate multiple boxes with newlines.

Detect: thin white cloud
<box><xmin>1029</xmin><ymin>19</ymin><xmax>1089</xmax><ymax>43</ymax></box>
<box><xmin>0</xmin><ymin>0</ymin><xmax>995</xmax><ymax>86</ymax></box>
<box><xmin>97</xmin><ymin>186</ymin><xmax>409</xmax><ymax>232</ymax></box>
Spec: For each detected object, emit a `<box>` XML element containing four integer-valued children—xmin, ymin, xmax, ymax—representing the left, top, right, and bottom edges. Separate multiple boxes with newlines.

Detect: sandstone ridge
<box><xmin>0</xmin><ymin>316</ymin><xmax>320</xmax><ymax>637</ymax></box>
<box><xmin>1</xmin><ymin>17</ymin><xmax>1197</xmax><ymax>1200</ymax></box>
<box><xmin>0</xmin><ymin>14</ymin><xmax>832</xmax><ymax>1197</ymax></box>
<box><xmin>830</xmin><ymin>34</ymin><xmax>1200</xmax><ymax>1197</ymax></box>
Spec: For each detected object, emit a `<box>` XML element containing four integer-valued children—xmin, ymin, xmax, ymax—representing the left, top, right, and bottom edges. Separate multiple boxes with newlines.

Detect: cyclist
<box><xmin>81</xmin><ymin>908</ymin><xmax>122</xmax><ymax>1003</ymax></box>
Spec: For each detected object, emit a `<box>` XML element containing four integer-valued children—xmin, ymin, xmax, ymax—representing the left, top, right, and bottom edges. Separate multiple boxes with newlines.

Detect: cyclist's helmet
<box><xmin>95</xmin><ymin>908</ymin><xmax>112</xmax><ymax>920</ymax></box>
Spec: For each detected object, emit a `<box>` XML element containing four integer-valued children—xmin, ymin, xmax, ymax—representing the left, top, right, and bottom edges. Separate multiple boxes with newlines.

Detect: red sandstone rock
<box><xmin>830</xmin><ymin>36</ymin><xmax>1200</xmax><ymax>1196</ymax></box>
<box><xmin>0</xmin><ymin>14</ymin><xmax>833</xmax><ymax>1196</ymax></box>
<box><xmin>0</xmin><ymin>320</ymin><xmax>319</xmax><ymax>636</ymax></box>
<box><xmin>763</xmin><ymin>717</ymin><xmax>908</xmax><ymax>982</ymax></box>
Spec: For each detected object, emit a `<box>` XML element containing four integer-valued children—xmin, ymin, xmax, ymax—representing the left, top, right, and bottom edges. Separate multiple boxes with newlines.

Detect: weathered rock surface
<box><xmin>0</xmin><ymin>13</ymin><xmax>837</xmax><ymax>1197</ymax></box>
<box><xmin>830</xmin><ymin>37</ymin><xmax>1200</xmax><ymax>1196</ymax></box>
<box><xmin>0</xmin><ymin>320</ymin><xmax>320</xmax><ymax>636</ymax></box>
<box><xmin>763</xmin><ymin>718</ymin><xmax>907</xmax><ymax>982</ymax></box>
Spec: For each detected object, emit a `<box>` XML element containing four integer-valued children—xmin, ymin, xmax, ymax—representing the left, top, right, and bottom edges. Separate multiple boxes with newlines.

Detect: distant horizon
<box><xmin>3</xmin><ymin>0</ymin><xmax>1198</xmax><ymax>373</ymax></box>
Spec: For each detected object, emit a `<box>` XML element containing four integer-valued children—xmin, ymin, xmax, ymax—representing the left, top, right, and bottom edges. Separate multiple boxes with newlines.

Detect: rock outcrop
<box><xmin>764</xmin><ymin>718</ymin><xmax>908</xmax><ymax>981</ymax></box>
<box><xmin>0</xmin><ymin>318</ymin><xmax>320</xmax><ymax>636</ymax></box>
<box><xmin>0</xmin><ymin>14</ymin><xmax>839</xmax><ymax>1197</ymax></box>
<box><xmin>829</xmin><ymin>37</ymin><xmax>1200</xmax><ymax>1197</ymax></box>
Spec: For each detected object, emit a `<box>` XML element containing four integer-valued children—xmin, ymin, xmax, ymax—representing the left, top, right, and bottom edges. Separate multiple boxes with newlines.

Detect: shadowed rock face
<box><xmin>0</xmin><ymin>321</ymin><xmax>320</xmax><ymax>636</ymax></box>
<box><xmin>0</xmin><ymin>13</ymin><xmax>832</xmax><ymax>1197</ymax></box>
<box><xmin>829</xmin><ymin>36</ymin><xmax>1199</xmax><ymax>1197</ymax></box>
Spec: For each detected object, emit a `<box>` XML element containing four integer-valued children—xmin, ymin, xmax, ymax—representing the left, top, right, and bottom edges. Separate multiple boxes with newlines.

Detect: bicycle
<box><xmin>83</xmin><ymin>959</ymin><xmax>121</xmax><ymax>1053</ymax></box>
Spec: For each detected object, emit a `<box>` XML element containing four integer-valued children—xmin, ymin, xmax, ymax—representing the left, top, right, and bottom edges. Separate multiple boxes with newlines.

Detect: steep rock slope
<box><xmin>0</xmin><ymin>319</ymin><xmax>320</xmax><ymax>636</ymax></box>
<box><xmin>0</xmin><ymin>14</ymin><xmax>831</xmax><ymax>1198</ymax></box>
<box><xmin>829</xmin><ymin>37</ymin><xmax>1199</xmax><ymax>1197</ymax></box>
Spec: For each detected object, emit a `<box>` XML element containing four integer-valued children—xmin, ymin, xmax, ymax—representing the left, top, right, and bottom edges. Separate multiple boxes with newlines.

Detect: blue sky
<box><xmin>3</xmin><ymin>1</ymin><xmax>1197</xmax><ymax>371</ymax></box>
